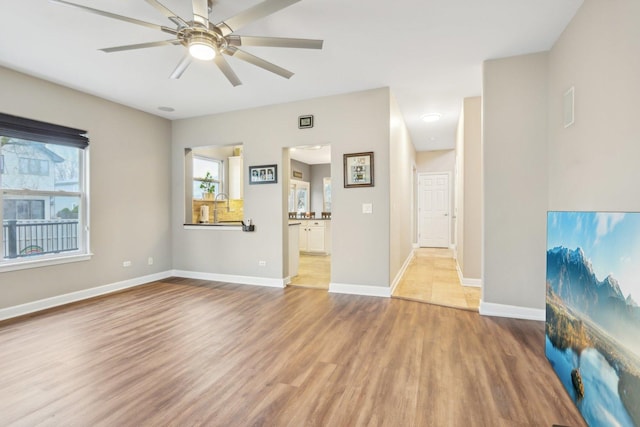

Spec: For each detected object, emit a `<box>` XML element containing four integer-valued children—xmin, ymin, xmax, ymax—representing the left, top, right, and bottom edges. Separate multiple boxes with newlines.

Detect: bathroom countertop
<box><xmin>287</xmin><ymin>217</ymin><xmax>331</xmax><ymax>221</ymax></box>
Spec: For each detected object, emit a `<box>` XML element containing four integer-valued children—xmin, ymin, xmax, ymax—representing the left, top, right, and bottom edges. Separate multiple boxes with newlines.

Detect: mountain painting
<box><xmin>546</xmin><ymin>211</ymin><xmax>640</xmax><ymax>427</ymax></box>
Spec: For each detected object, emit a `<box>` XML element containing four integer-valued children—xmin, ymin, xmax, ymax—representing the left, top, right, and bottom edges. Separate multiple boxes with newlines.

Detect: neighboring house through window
<box><xmin>0</xmin><ymin>113</ymin><xmax>89</xmax><ymax>268</ymax></box>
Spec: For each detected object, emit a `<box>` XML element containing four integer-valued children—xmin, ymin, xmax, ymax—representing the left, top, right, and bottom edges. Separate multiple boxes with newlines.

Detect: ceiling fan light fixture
<box><xmin>189</xmin><ymin>35</ymin><xmax>216</xmax><ymax>61</ymax></box>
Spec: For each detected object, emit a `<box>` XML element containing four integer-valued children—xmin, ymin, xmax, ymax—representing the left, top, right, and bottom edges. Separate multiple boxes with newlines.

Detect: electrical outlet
<box><xmin>258</xmin><ymin>260</ymin><xmax>266</xmax><ymax>267</ymax></box>
<box><xmin>122</xmin><ymin>261</ymin><xmax>132</xmax><ymax>267</ymax></box>
<box><xmin>148</xmin><ymin>257</ymin><xmax>154</xmax><ymax>265</ymax></box>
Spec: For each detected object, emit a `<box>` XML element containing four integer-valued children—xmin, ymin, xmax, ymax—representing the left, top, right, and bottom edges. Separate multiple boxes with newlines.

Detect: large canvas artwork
<box><xmin>546</xmin><ymin>211</ymin><xmax>640</xmax><ymax>426</ymax></box>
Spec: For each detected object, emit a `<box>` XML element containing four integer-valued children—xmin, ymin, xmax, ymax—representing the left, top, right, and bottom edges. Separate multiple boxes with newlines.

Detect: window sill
<box><xmin>0</xmin><ymin>252</ymin><xmax>93</xmax><ymax>273</ymax></box>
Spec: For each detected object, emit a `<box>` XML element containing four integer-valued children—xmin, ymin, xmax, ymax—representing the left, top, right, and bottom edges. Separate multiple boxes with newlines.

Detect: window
<box><xmin>0</xmin><ymin>113</ymin><xmax>89</xmax><ymax>269</ymax></box>
<box><xmin>3</xmin><ymin>200</ymin><xmax>45</xmax><ymax>220</ymax></box>
<box><xmin>19</xmin><ymin>158</ymin><xmax>49</xmax><ymax>176</ymax></box>
<box><xmin>192</xmin><ymin>156</ymin><xmax>222</xmax><ymax>199</ymax></box>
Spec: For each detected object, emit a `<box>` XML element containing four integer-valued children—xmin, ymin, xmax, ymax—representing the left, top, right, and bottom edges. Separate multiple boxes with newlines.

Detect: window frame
<box><xmin>192</xmin><ymin>155</ymin><xmax>223</xmax><ymax>198</ymax></box>
<box><xmin>0</xmin><ymin>113</ymin><xmax>91</xmax><ymax>272</ymax></box>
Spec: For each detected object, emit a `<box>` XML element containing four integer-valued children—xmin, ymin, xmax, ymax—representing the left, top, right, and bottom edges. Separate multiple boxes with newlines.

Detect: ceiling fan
<box><xmin>50</xmin><ymin>0</ymin><xmax>323</xmax><ymax>86</ymax></box>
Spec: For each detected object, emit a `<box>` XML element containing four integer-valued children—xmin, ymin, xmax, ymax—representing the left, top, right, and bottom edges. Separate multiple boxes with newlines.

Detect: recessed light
<box><xmin>158</xmin><ymin>106</ymin><xmax>175</xmax><ymax>112</ymax></box>
<box><xmin>421</xmin><ymin>113</ymin><xmax>442</xmax><ymax>123</ymax></box>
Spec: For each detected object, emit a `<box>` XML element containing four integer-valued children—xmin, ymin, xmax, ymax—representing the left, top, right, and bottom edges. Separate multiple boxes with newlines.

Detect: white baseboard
<box><xmin>0</xmin><ymin>270</ymin><xmax>173</xmax><ymax>322</ymax></box>
<box><xmin>172</xmin><ymin>270</ymin><xmax>286</xmax><ymax>288</ymax></box>
<box><xmin>390</xmin><ymin>250</ymin><xmax>415</xmax><ymax>294</ymax></box>
<box><xmin>479</xmin><ymin>301</ymin><xmax>545</xmax><ymax>321</ymax></box>
<box><xmin>412</xmin><ymin>243</ymin><xmax>419</xmax><ymax>249</ymax></box>
<box><xmin>455</xmin><ymin>262</ymin><xmax>482</xmax><ymax>288</ymax></box>
<box><xmin>461</xmin><ymin>278</ymin><xmax>482</xmax><ymax>287</ymax></box>
<box><xmin>329</xmin><ymin>283</ymin><xmax>391</xmax><ymax>298</ymax></box>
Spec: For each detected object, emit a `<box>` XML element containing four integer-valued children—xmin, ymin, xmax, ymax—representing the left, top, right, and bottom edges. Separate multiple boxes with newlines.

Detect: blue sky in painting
<box><xmin>547</xmin><ymin>211</ymin><xmax>640</xmax><ymax>302</ymax></box>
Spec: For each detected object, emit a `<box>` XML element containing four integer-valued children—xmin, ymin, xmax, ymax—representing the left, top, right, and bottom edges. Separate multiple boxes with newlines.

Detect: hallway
<box><xmin>393</xmin><ymin>248</ymin><xmax>481</xmax><ymax>311</ymax></box>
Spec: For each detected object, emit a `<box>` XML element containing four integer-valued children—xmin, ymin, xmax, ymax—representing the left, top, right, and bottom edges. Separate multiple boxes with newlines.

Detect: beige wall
<box><xmin>455</xmin><ymin>109</ymin><xmax>465</xmax><ymax>272</ymax></box>
<box><xmin>457</xmin><ymin>97</ymin><xmax>482</xmax><ymax>283</ymax></box>
<box><xmin>389</xmin><ymin>93</ymin><xmax>416</xmax><ymax>282</ymax></box>
<box><xmin>416</xmin><ymin>150</ymin><xmax>455</xmax><ymax>173</ymax></box>
<box><xmin>172</xmin><ymin>87</ymin><xmax>397</xmax><ymax>289</ymax></box>
<box><xmin>310</xmin><ymin>163</ymin><xmax>330</xmax><ymax>214</ymax></box>
<box><xmin>0</xmin><ymin>66</ymin><xmax>172</xmax><ymax>309</ymax></box>
<box><xmin>482</xmin><ymin>0</ymin><xmax>640</xmax><ymax>313</ymax></box>
<box><xmin>547</xmin><ymin>0</ymin><xmax>640</xmax><ymax>211</ymax></box>
<box><xmin>482</xmin><ymin>52</ymin><xmax>549</xmax><ymax>309</ymax></box>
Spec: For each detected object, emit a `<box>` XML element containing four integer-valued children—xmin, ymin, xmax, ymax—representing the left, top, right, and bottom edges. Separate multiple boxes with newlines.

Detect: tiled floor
<box><xmin>288</xmin><ymin>254</ymin><xmax>331</xmax><ymax>290</ymax></box>
<box><xmin>392</xmin><ymin>248</ymin><xmax>481</xmax><ymax>311</ymax></box>
<box><xmin>288</xmin><ymin>248</ymin><xmax>481</xmax><ymax>312</ymax></box>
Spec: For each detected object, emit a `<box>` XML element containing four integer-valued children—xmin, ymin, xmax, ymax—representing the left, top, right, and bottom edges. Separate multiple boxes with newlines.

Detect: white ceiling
<box><xmin>290</xmin><ymin>145</ymin><xmax>330</xmax><ymax>165</ymax></box>
<box><xmin>0</xmin><ymin>0</ymin><xmax>582</xmax><ymax>152</ymax></box>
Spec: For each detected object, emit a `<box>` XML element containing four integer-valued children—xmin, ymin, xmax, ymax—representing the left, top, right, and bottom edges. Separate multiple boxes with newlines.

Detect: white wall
<box><xmin>172</xmin><ymin>88</ymin><xmax>395</xmax><ymax>289</ymax></box>
<box><xmin>547</xmin><ymin>0</ymin><xmax>640</xmax><ymax>211</ymax></box>
<box><xmin>0</xmin><ymin>66</ymin><xmax>172</xmax><ymax>309</ymax></box>
<box><xmin>482</xmin><ymin>52</ymin><xmax>549</xmax><ymax>310</ymax></box>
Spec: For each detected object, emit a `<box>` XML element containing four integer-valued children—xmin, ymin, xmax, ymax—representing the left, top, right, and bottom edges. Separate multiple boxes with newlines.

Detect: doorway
<box><xmin>418</xmin><ymin>172</ymin><xmax>450</xmax><ymax>248</ymax></box>
<box><xmin>287</xmin><ymin>145</ymin><xmax>332</xmax><ymax>290</ymax></box>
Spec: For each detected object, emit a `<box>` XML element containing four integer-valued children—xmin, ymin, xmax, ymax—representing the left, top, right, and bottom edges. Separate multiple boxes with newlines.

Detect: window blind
<box><xmin>0</xmin><ymin>112</ymin><xmax>89</xmax><ymax>149</ymax></box>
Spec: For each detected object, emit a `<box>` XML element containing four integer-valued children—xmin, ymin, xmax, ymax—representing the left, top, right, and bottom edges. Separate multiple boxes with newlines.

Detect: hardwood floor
<box><xmin>393</xmin><ymin>248</ymin><xmax>481</xmax><ymax>311</ymax></box>
<box><xmin>0</xmin><ymin>279</ymin><xmax>585</xmax><ymax>426</ymax></box>
<box><xmin>288</xmin><ymin>254</ymin><xmax>330</xmax><ymax>290</ymax></box>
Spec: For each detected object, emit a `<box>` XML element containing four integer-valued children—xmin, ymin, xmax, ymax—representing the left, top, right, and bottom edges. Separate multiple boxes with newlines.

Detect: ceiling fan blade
<box><xmin>49</xmin><ymin>0</ymin><xmax>177</xmax><ymax>35</ymax></box>
<box><xmin>100</xmin><ymin>40</ymin><xmax>182</xmax><ymax>53</ymax></box>
<box><xmin>170</xmin><ymin>54</ymin><xmax>193</xmax><ymax>79</ymax></box>
<box><xmin>225</xmin><ymin>46</ymin><xmax>293</xmax><ymax>79</ymax></box>
<box><xmin>192</xmin><ymin>0</ymin><xmax>210</xmax><ymax>27</ymax></box>
<box><xmin>144</xmin><ymin>0</ymin><xmax>189</xmax><ymax>28</ymax></box>
<box><xmin>214</xmin><ymin>55</ymin><xmax>242</xmax><ymax>87</ymax></box>
<box><xmin>215</xmin><ymin>0</ymin><xmax>301</xmax><ymax>36</ymax></box>
<box><xmin>228</xmin><ymin>35</ymin><xmax>323</xmax><ymax>50</ymax></box>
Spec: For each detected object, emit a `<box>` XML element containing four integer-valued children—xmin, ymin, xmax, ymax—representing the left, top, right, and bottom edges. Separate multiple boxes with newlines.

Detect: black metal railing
<box><xmin>2</xmin><ymin>219</ymin><xmax>79</xmax><ymax>259</ymax></box>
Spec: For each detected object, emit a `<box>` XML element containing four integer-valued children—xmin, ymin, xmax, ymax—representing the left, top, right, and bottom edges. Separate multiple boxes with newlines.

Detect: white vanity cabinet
<box><xmin>297</xmin><ymin>220</ymin><xmax>331</xmax><ymax>254</ymax></box>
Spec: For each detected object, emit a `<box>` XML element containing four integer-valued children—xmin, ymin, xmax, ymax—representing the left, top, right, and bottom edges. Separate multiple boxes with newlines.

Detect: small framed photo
<box><xmin>344</xmin><ymin>152</ymin><xmax>374</xmax><ymax>188</ymax></box>
<box><xmin>298</xmin><ymin>115</ymin><xmax>314</xmax><ymax>129</ymax></box>
<box><xmin>249</xmin><ymin>164</ymin><xmax>277</xmax><ymax>184</ymax></box>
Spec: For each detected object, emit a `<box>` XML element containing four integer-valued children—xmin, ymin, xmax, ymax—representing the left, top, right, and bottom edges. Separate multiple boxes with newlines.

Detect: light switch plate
<box><xmin>362</xmin><ymin>203</ymin><xmax>373</xmax><ymax>214</ymax></box>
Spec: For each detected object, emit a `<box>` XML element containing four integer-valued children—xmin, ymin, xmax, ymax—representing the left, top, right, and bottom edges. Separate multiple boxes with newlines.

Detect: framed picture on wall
<box><xmin>343</xmin><ymin>152</ymin><xmax>374</xmax><ymax>188</ymax></box>
<box><xmin>249</xmin><ymin>164</ymin><xmax>277</xmax><ymax>184</ymax></box>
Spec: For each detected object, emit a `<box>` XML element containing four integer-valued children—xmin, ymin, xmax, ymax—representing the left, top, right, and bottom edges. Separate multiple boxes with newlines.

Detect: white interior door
<box><xmin>418</xmin><ymin>173</ymin><xmax>450</xmax><ymax>248</ymax></box>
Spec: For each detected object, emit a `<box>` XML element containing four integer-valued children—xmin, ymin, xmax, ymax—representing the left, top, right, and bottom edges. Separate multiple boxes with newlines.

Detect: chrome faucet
<box><xmin>213</xmin><ymin>192</ymin><xmax>229</xmax><ymax>223</ymax></box>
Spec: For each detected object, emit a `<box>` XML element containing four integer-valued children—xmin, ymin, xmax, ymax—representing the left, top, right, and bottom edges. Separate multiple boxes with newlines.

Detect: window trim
<box><xmin>192</xmin><ymin>155</ymin><xmax>223</xmax><ymax>196</ymax></box>
<box><xmin>0</xmin><ymin>252</ymin><xmax>93</xmax><ymax>273</ymax></box>
<box><xmin>1</xmin><ymin>114</ymin><xmax>90</xmax><ymax>268</ymax></box>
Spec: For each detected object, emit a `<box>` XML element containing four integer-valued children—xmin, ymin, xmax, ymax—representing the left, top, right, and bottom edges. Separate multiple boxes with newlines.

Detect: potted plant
<box><xmin>200</xmin><ymin>171</ymin><xmax>216</xmax><ymax>200</ymax></box>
